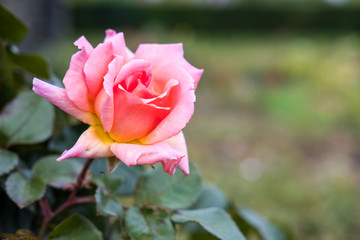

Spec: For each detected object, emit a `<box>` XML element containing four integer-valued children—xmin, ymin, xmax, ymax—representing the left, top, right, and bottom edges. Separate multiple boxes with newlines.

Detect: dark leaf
<box><xmin>5</xmin><ymin>170</ymin><xmax>46</xmax><ymax>208</ymax></box>
<box><xmin>9</xmin><ymin>52</ymin><xmax>50</xmax><ymax>79</ymax></box>
<box><xmin>0</xmin><ymin>4</ymin><xmax>27</xmax><ymax>43</ymax></box>
<box><xmin>48</xmin><ymin>214</ymin><xmax>102</xmax><ymax>240</ymax></box>
<box><xmin>0</xmin><ymin>149</ymin><xmax>19</xmax><ymax>176</ymax></box>
<box><xmin>191</xmin><ymin>184</ymin><xmax>227</xmax><ymax>210</ymax></box>
<box><xmin>236</xmin><ymin>208</ymin><xmax>286</xmax><ymax>240</ymax></box>
<box><xmin>124</xmin><ymin>207</ymin><xmax>175</xmax><ymax>240</ymax></box>
<box><xmin>172</xmin><ymin>207</ymin><xmax>246</xmax><ymax>240</ymax></box>
<box><xmin>95</xmin><ymin>186</ymin><xmax>123</xmax><ymax>217</ymax></box>
<box><xmin>135</xmin><ymin>163</ymin><xmax>201</xmax><ymax>209</ymax></box>
<box><xmin>92</xmin><ymin>174</ymin><xmax>122</xmax><ymax>195</ymax></box>
<box><xmin>0</xmin><ymin>91</ymin><xmax>54</xmax><ymax>146</ymax></box>
<box><xmin>32</xmin><ymin>155</ymin><xmax>82</xmax><ymax>189</ymax></box>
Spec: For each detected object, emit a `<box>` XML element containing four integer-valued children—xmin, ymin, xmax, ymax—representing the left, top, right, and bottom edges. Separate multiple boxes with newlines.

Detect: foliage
<box><xmin>0</xmin><ymin>4</ymin><xmax>288</xmax><ymax>240</ymax></box>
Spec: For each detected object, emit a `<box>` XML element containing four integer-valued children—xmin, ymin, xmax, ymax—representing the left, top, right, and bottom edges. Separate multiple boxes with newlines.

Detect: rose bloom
<box><xmin>33</xmin><ymin>30</ymin><xmax>202</xmax><ymax>175</ymax></box>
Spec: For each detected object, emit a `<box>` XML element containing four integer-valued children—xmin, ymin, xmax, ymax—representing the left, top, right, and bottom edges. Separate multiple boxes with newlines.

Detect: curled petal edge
<box><xmin>110</xmin><ymin>141</ymin><xmax>185</xmax><ymax>175</ymax></box>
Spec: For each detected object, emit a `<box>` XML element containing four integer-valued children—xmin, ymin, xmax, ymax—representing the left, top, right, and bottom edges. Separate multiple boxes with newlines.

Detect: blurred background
<box><xmin>2</xmin><ymin>0</ymin><xmax>360</xmax><ymax>239</ymax></box>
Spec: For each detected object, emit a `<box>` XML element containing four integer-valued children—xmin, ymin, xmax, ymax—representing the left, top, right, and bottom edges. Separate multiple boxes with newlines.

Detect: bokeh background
<box><xmin>2</xmin><ymin>0</ymin><xmax>360</xmax><ymax>239</ymax></box>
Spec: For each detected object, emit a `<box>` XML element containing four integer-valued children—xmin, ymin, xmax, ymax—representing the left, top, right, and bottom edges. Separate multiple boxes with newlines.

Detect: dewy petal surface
<box><xmin>111</xmin><ymin>141</ymin><xmax>184</xmax><ymax>175</ymax></box>
<box><xmin>57</xmin><ymin>125</ymin><xmax>114</xmax><ymax>161</ymax></box>
<box><xmin>33</xmin><ymin>78</ymin><xmax>98</xmax><ymax>125</ymax></box>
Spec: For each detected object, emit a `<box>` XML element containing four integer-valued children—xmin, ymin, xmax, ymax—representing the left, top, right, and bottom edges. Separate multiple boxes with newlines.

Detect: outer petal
<box><xmin>109</xmin><ymin>86</ymin><xmax>170</xmax><ymax>142</ymax></box>
<box><xmin>166</xmin><ymin>131</ymin><xmax>189</xmax><ymax>175</ymax></box>
<box><xmin>104</xmin><ymin>30</ymin><xmax>131</xmax><ymax>61</ymax></box>
<box><xmin>134</xmin><ymin>43</ymin><xmax>183</xmax><ymax>72</ymax></box>
<box><xmin>140</xmin><ymin>65</ymin><xmax>195</xmax><ymax>144</ymax></box>
<box><xmin>63</xmin><ymin>46</ymin><xmax>92</xmax><ymax>112</ymax></box>
<box><xmin>110</xmin><ymin>142</ymin><xmax>184</xmax><ymax>175</ymax></box>
<box><xmin>33</xmin><ymin>78</ymin><xmax>98</xmax><ymax>125</ymax></box>
<box><xmin>134</xmin><ymin>43</ymin><xmax>202</xmax><ymax>87</ymax></box>
<box><xmin>180</xmin><ymin>61</ymin><xmax>203</xmax><ymax>89</ymax></box>
<box><xmin>57</xmin><ymin>125</ymin><xmax>114</xmax><ymax>161</ymax></box>
<box><xmin>74</xmin><ymin>36</ymin><xmax>93</xmax><ymax>53</ymax></box>
<box><xmin>83</xmin><ymin>41</ymin><xmax>114</xmax><ymax>98</ymax></box>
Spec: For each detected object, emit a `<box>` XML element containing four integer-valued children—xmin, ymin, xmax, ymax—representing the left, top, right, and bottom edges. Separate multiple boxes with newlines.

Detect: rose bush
<box><xmin>33</xmin><ymin>29</ymin><xmax>203</xmax><ymax>175</ymax></box>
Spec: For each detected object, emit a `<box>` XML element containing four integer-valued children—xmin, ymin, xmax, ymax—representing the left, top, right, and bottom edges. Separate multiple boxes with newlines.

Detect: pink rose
<box><xmin>32</xmin><ymin>30</ymin><xmax>202</xmax><ymax>175</ymax></box>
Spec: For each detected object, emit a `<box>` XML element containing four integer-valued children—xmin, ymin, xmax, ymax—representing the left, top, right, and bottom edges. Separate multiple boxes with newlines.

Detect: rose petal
<box><xmin>84</xmin><ymin>41</ymin><xmax>114</xmax><ymax>98</ymax></box>
<box><xmin>134</xmin><ymin>43</ymin><xmax>202</xmax><ymax>88</ymax></box>
<box><xmin>113</xmin><ymin>59</ymin><xmax>153</xmax><ymax>86</ymax></box>
<box><xmin>180</xmin><ymin>61</ymin><xmax>203</xmax><ymax>89</ymax></box>
<box><xmin>99</xmin><ymin>56</ymin><xmax>125</xmax><ymax>132</ymax></box>
<box><xmin>104</xmin><ymin>30</ymin><xmax>131</xmax><ymax>62</ymax></box>
<box><xmin>111</xmin><ymin>141</ymin><xmax>184</xmax><ymax>175</ymax></box>
<box><xmin>134</xmin><ymin>43</ymin><xmax>183</xmax><ymax>73</ymax></box>
<box><xmin>109</xmin><ymin>86</ymin><xmax>170</xmax><ymax>142</ymax></box>
<box><xmin>57</xmin><ymin>125</ymin><xmax>114</xmax><ymax>161</ymax></box>
<box><xmin>140</xmin><ymin>65</ymin><xmax>195</xmax><ymax>144</ymax></box>
<box><xmin>33</xmin><ymin>78</ymin><xmax>98</xmax><ymax>125</ymax></box>
<box><xmin>166</xmin><ymin>131</ymin><xmax>189</xmax><ymax>175</ymax></box>
<box><xmin>74</xmin><ymin>36</ymin><xmax>94</xmax><ymax>53</ymax></box>
<box><xmin>63</xmin><ymin>48</ymin><xmax>92</xmax><ymax>112</ymax></box>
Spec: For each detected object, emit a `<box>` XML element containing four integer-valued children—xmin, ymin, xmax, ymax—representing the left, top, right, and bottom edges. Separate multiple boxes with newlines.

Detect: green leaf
<box><xmin>106</xmin><ymin>156</ymin><xmax>121</xmax><ymax>174</ymax></box>
<box><xmin>95</xmin><ymin>186</ymin><xmax>123</xmax><ymax>216</ymax></box>
<box><xmin>237</xmin><ymin>208</ymin><xmax>286</xmax><ymax>240</ymax></box>
<box><xmin>5</xmin><ymin>170</ymin><xmax>46</xmax><ymax>208</ymax></box>
<box><xmin>135</xmin><ymin>163</ymin><xmax>201</xmax><ymax>209</ymax></box>
<box><xmin>0</xmin><ymin>91</ymin><xmax>54</xmax><ymax>146</ymax></box>
<box><xmin>93</xmin><ymin>174</ymin><xmax>122</xmax><ymax>195</ymax></box>
<box><xmin>9</xmin><ymin>52</ymin><xmax>50</xmax><ymax>79</ymax></box>
<box><xmin>0</xmin><ymin>4</ymin><xmax>27</xmax><ymax>43</ymax></box>
<box><xmin>171</xmin><ymin>207</ymin><xmax>246</xmax><ymax>240</ymax></box>
<box><xmin>0</xmin><ymin>149</ymin><xmax>19</xmax><ymax>176</ymax></box>
<box><xmin>124</xmin><ymin>207</ymin><xmax>175</xmax><ymax>240</ymax></box>
<box><xmin>116</xmin><ymin>164</ymin><xmax>144</xmax><ymax>195</ymax></box>
<box><xmin>191</xmin><ymin>184</ymin><xmax>227</xmax><ymax>210</ymax></box>
<box><xmin>49</xmin><ymin>214</ymin><xmax>102</xmax><ymax>240</ymax></box>
<box><xmin>32</xmin><ymin>155</ymin><xmax>83</xmax><ymax>189</ymax></box>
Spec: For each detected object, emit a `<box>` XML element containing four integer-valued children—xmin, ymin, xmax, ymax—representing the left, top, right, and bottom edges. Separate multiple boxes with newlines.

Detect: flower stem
<box><xmin>38</xmin><ymin>158</ymin><xmax>95</xmax><ymax>238</ymax></box>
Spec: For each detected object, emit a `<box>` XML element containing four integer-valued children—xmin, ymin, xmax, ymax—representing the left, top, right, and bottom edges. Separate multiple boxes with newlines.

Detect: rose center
<box><xmin>121</xmin><ymin>71</ymin><xmax>151</xmax><ymax>93</ymax></box>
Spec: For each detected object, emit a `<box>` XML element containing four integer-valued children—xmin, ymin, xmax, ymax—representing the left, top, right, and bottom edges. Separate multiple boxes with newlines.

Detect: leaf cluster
<box><xmin>0</xmin><ymin>4</ymin><xmax>290</xmax><ymax>240</ymax></box>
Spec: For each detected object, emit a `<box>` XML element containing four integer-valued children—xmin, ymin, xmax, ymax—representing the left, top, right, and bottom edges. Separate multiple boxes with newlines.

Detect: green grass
<box><xmin>40</xmin><ymin>29</ymin><xmax>360</xmax><ymax>240</ymax></box>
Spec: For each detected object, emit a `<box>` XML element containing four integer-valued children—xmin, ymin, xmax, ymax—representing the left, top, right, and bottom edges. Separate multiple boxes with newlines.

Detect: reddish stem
<box><xmin>38</xmin><ymin>158</ymin><xmax>95</xmax><ymax>238</ymax></box>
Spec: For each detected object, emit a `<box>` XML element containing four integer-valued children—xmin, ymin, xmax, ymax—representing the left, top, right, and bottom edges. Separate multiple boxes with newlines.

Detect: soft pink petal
<box><xmin>98</xmin><ymin>56</ymin><xmax>125</xmax><ymax>132</ymax></box>
<box><xmin>111</xmin><ymin>142</ymin><xmax>184</xmax><ymax>175</ymax></box>
<box><xmin>74</xmin><ymin>36</ymin><xmax>94</xmax><ymax>53</ymax></box>
<box><xmin>104</xmin><ymin>30</ymin><xmax>130</xmax><ymax>61</ymax></box>
<box><xmin>113</xmin><ymin>59</ymin><xmax>152</xmax><ymax>86</ymax></box>
<box><xmin>166</xmin><ymin>131</ymin><xmax>189</xmax><ymax>175</ymax></box>
<box><xmin>57</xmin><ymin>125</ymin><xmax>114</xmax><ymax>161</ymax></box>
<box><xmin>104</xmin><ymin>56</ymin><xmax>124</xmax><ymax>97</ymax></box>
<box><xmin>33</xmin><ymin>78</ymin><xmax>99</xmax><ymax>125</ymax></box>
<box><xmin>134</xmin><ymin>43</ymin><xmax>183</xmax><ymax>72</ymax></box>
<box><xmin>63</xmin><ymin>49</ymin><xmax>92</xmax><ymax>112</ymax></box>
<box><xmin>109</xmin><ymin>86</ymin><xmax>170</xmax><ymax>142</ymax></box>
<box><xmin>180</xmin><ymin>61</ymin><xmax>203</xmax><ymax>89</ymax></box>
<box><xmin>83</xmin><ymin>41</ymin><xmax>114</xmax><ymax>98</ymax></box>
<box><xmin>134</xmin><ymin>43</ymin><xmax>202</xmax><ymax>88</ymax></box>
<box><xmin>140</xmin><ymin>65</ymin><xmax>196</xmax><ymax>144</ymax></box>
